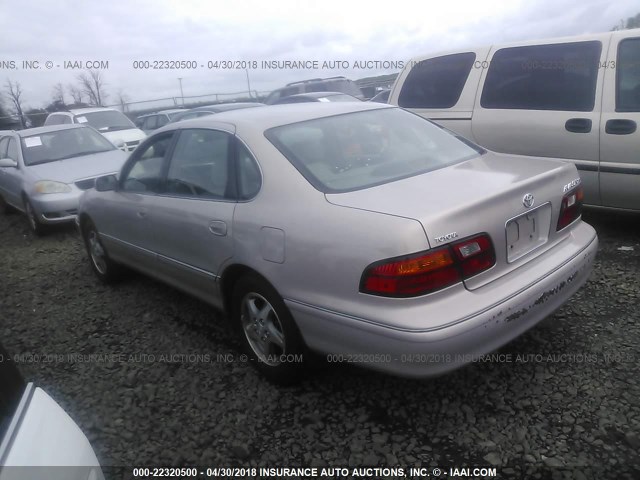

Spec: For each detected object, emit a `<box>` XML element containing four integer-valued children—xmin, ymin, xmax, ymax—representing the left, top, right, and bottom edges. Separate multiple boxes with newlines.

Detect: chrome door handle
<box><xmin>209</xmin><ymin>220</ymin><xmax>227</xmax><ymax>236</ymax></box>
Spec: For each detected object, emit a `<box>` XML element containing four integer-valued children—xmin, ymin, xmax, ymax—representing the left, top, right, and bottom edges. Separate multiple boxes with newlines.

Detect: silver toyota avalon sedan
<box><xmin>0</xmin><ymin>125</ymin><xmax>127</xmax><ymax>235</ymax></box>
<box><xmin>78</xmin><ymin>103</ymin><xmax>598</xmax><ymax>383</ymax></box>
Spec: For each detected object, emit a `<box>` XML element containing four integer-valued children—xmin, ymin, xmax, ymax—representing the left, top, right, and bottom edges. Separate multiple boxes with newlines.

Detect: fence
<box><xmin>1</xmin><ymin>74</ymin><xmax>398</xmax><ymax>128</ymax></box>
<box><xmin>108</xmin><ymin>89</ymin><xmax>272</xmax><ymax>115</ymax></box>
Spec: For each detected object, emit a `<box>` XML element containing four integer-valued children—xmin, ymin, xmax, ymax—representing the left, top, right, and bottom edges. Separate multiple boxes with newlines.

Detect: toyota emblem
<box><xmin>523</xmin><ymin>193</ymin><xmax>535</xmax><ymax>208</ymax></box>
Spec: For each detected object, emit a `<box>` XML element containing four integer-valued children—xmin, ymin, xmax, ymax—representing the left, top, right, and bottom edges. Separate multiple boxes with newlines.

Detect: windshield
<box><xmin>21</xmin><ymin>127</ymin><xmax>116</xmax><ymax>166</ymax></box>
<box><xmin>266</xmin><ymin>108</ymin><xmax>483</xmax><ymax>193</ymax></box>
<box><xmin>76</xmin><ymin>110</ymin><xmax>136</xmax><ymax>132</ymax></box>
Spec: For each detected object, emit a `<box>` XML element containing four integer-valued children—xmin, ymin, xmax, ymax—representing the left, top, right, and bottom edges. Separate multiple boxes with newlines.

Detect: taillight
<box><xmin>360</xmin><ymin>233</ymin><xmax>495</xmax><ymax>297</ymax></box>
<box><xmin>451</xmin><ymin>234</ymin><xmax>496</xmax><ymax>278</ymax></box>
<box><xmin>557</xmin><ymin>186</ymin><xmax>584</xmax><ymax>231</ymax></box>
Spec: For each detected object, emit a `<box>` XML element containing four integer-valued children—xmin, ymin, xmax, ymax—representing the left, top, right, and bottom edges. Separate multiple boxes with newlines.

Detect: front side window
<box><xmin>166</xmin><ymin>129</ymin><xmax>232</xmax><ymax>199</ymax></box>
<box><xmin>481</xmin><ymin>41</ymin><xmax>601</xmax><ymax>111</ymax></box>
<box><xmin>398</xmin><ymin>53</ymin><xmax>476</xmax><ymax>109</ymax></box>
<box><xmin>266</xmin><ymin>107</ymin><xmax>483</xmax><ymax>193</ymax></box>
<box><xmin>617</xmin><ymin>38</ymin><xmax>640</xmax><ymax>112</ymax></box>
<box><xmin>0</xmin><ymin>137</ymin><xmax>9</xmax><ymax>158</ymax></box>
<box><xmin>7</xmin><ymin>139</ymin><xmax>19</xmax><ymax>162</ymax></box>
<box><xmin>21</xmin><ymin>127</ymin><xmax>115</xmax><ymax>166</ymax></box>
<box><xmin>121</xmin><ymin>133</ymin><xmax>174</xmax><ymax>193</ymax></box>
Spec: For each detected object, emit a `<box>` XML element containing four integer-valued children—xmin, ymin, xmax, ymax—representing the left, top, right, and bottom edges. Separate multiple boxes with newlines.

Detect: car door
<box><xmin>94</xmin><ymin>132</ymin><xmax>176</xmax><ymax>274</ymax></box>
<box><xmin>599</xmin><ymin>33</ymin><xmax>640</xmax><ymax>210</ymax></box>
<box><xmin>150</xmin><ymin>128</ymin><xmax>237</xmax><ymax>307</ymax></box>
<box><xmin>1</xmin><ymin>137</ymin><xmax>24</xmax><ymax>207</ymax></box>
<box><xmin>471</xmin><ymin>36</ymin><xmax>610</xmax><ymax>207</ymax></box>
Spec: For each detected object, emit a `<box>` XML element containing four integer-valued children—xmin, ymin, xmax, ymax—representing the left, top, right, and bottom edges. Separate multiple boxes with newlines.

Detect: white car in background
<box><xmin>0</xmin><ymin>343</ymin><xmax>103</xmax><ymax>479</ymax></box>
<box><xmin>44</xmin><ymin>108</ymin><xmax>146</xmax><ymax>153</ymax></box>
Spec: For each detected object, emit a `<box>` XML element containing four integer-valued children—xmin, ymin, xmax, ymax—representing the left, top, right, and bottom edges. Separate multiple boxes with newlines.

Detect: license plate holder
<box><xmin>505</xmin><ymin>202</ymin><xmax>552</xmax><ymax>263</ymax></box>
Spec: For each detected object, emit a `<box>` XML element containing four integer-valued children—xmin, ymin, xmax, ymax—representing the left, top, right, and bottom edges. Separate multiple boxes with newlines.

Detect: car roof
<box><xmin>137</xmin><ymin>108</ymin><xmax>185</xmax><ymax>119</ymax></box>
<box><xmin>68</xmin><ymin>107</ymin><xmax>119</xmax><ymax>115</ymax></box>
<box><xmin>190</xmin><ymin>102</ymin><xmax>264</xmax><ymax>112</ymax></box>
<box><xmin>165</xmin><ymin>102</ymin><xmax>394</xmax><ymax>133</ymax></box>
<box><xmin>157</xmin><ymin>108</ymin><xmax>185</xmax><ymax>114</ymax></box>
<box><xmin>287</xmin><ymin>91</ymin><xmax>351</xmax><ymax>99</ymax></box>
<box><xmin>16</xmin><ymin>124</ymin><xmax>87</xmax><ymax>137</ymax></box>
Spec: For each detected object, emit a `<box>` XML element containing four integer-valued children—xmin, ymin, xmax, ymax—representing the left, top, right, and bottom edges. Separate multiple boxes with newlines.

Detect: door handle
<box><xmin>605</xmin><ymin>119</ymin><xmax>637</xmax><ymax>135</ymax></box>
<box><xmin>136</xmin><ymin>210</ymin><xmax>147</xmax><ymax>218</ymax></box>
<box><xmin>208</xmin><ymin>220</ymin><xmax>227</xmax><ymax>236</ymax></box>
<box><xmin>565</xmin><ymin>118</ymin><xmax>592</xmax><ymax>133</ymax></box>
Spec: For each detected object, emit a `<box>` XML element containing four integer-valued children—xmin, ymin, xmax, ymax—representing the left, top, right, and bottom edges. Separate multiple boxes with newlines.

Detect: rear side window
<box><xmin>166</xmin><ymin>129</ymin><xmax>232</xmax><ymax>199</ymax></box>
<box><xmin>236</xmin><ymin>142</ymin><xmax>261</xmax><ymax>200</ymax></box>
<box><xmin>481</xmin><ymin>41</ymin><xmax>601</xmax><ymax>111</ymax></box>
<box><xmin>617</xmin><ymin>38</ymin><xmax>640</xmax><ymax>112</ymax></box>
<box><xmin>144</xmin><ymin>116</ymin><xmax>158</xmax><ymax>130</ymax></box>
<box><xmin>398</xmin><ymin>53</ymin><xmax>476</xmax><ymax>109</ymax></box>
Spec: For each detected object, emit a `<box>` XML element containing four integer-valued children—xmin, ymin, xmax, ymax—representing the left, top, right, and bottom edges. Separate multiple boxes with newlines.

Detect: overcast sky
<box><xmin>1</xmin><ymin>0</ymin><xmax>639</xmax><ymax>112</ymax></box>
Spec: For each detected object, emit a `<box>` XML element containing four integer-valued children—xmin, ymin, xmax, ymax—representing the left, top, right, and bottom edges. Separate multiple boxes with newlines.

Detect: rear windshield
<box><xmin>21</xmin><ymin>127</ymin><xmax>116</xmax><ymax>166</ymax></box>
<box><xmin>266</xmin><ymin>108</ymin><xmax>483</xmax><ymax>193</ymax></box>
<box><xmin>77</xmin><ymin>110</ymin><xmax>136</xmax><ymax>132</ymax></box>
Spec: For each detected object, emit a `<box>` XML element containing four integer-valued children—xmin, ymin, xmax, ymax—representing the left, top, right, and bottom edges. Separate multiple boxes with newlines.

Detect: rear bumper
<box><xmin>287</xmin><ymin>221</ymin><xmax>598</xmax><ymax>378</ymax></box>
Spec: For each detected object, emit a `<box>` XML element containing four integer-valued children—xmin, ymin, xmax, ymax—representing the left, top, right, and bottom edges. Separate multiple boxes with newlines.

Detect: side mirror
<box><xmin>95</xmin><ymin>174</ymin><xmax>118</xmax><ymax>192</ymax></box>
<box><xmin>112</xmin><ymin>139</ymin><xmax>126</xmax><ymax>149</ymax></box>
<box><xmin>0</xmin><ymin>158</ymin><xmax>18</xmax><ymax>168</ymax></box>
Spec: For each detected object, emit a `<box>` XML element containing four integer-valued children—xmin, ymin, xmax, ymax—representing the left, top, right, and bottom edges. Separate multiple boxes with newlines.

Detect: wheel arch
<box><xmin>220</xmin><ymin>263</ymin><xmax>271</xmax><ymax>315</ymax></box>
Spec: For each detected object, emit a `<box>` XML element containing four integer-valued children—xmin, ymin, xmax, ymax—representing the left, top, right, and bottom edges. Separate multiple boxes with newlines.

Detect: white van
<box><xmin>44</xmin><ymin>108</ymin><xmax>146</xmax><ymax>153</ymax></box>
<box><xmin>390</xmin><ymin>28</ymin><xmax>640</xmax><ymax>211</ymax></box>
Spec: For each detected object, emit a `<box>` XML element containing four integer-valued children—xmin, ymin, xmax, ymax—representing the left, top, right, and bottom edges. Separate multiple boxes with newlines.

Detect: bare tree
<box><xmin>77</xmin><ymin>70</ymin><xmax>108</xmax><ymax>106</ymax></box>
<box><xmin>52</xmin><ymin>83</ymin><xmax>66</xmax><ymax>105</ymax></box>
<box><xmin>115</xmin><ymin>88</ymin><xmax>130</xmax><ymax>112</ymax></box>
<box><xmin>68</xmin><ymin>84</ymin><xmax>83</xmax><ymax>104</ymax></box>
<box><xmin>4</xmin><ymin>79</ymin><xmax>26</xmax><ymax>129</ymax></box>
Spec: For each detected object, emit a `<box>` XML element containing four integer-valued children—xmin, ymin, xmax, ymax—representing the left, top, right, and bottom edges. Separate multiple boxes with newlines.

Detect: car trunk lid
<box><xmin>326</xmin><ymin>152</ymin><xmax>582</xmax><ymax>290</ymax></box>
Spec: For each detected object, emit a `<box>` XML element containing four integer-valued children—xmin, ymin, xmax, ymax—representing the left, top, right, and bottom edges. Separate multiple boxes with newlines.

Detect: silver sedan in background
<box><xmin>0</xmin><ymin>125</ymin><xmax>127</xmax><ymax>235</ymax></box>
<box><xmin>78</xmin><ymin>103</ymin><xmax>597</xmax><ymax>384</ymax></box>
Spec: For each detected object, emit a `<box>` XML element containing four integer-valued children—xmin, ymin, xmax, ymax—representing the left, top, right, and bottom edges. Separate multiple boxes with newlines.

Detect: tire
<box><xmin>23</xmin><ymin>197</ymin><xmax>46</xmax><ymax>236</ymax></box>
<box><xmin>232</xmin><ymin>275</ymin><xmax>306</xmax><ymax>385</ymax></box>
<box><xmin>81</xmin><ymin>219</ymin><xmax>122</xmax><ymax>283</ymax></box>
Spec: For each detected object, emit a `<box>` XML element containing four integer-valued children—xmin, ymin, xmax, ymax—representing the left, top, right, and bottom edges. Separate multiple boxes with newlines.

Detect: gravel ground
<box><xmin>0</xmin><ymin>209</ymin><xmax>639</xmax><ymax>479</ymax></box>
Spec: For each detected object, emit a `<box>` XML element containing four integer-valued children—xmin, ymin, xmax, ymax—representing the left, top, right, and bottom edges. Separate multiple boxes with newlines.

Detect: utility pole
<box><xmin>178</xmin><ymin>77</ymin><xmax>184</xmax><ymax>106</ymax></box>
<box><xmin>245</xmin><ymin>69</ymin><xmax>252</xmax><ymax>98</ymax></box>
